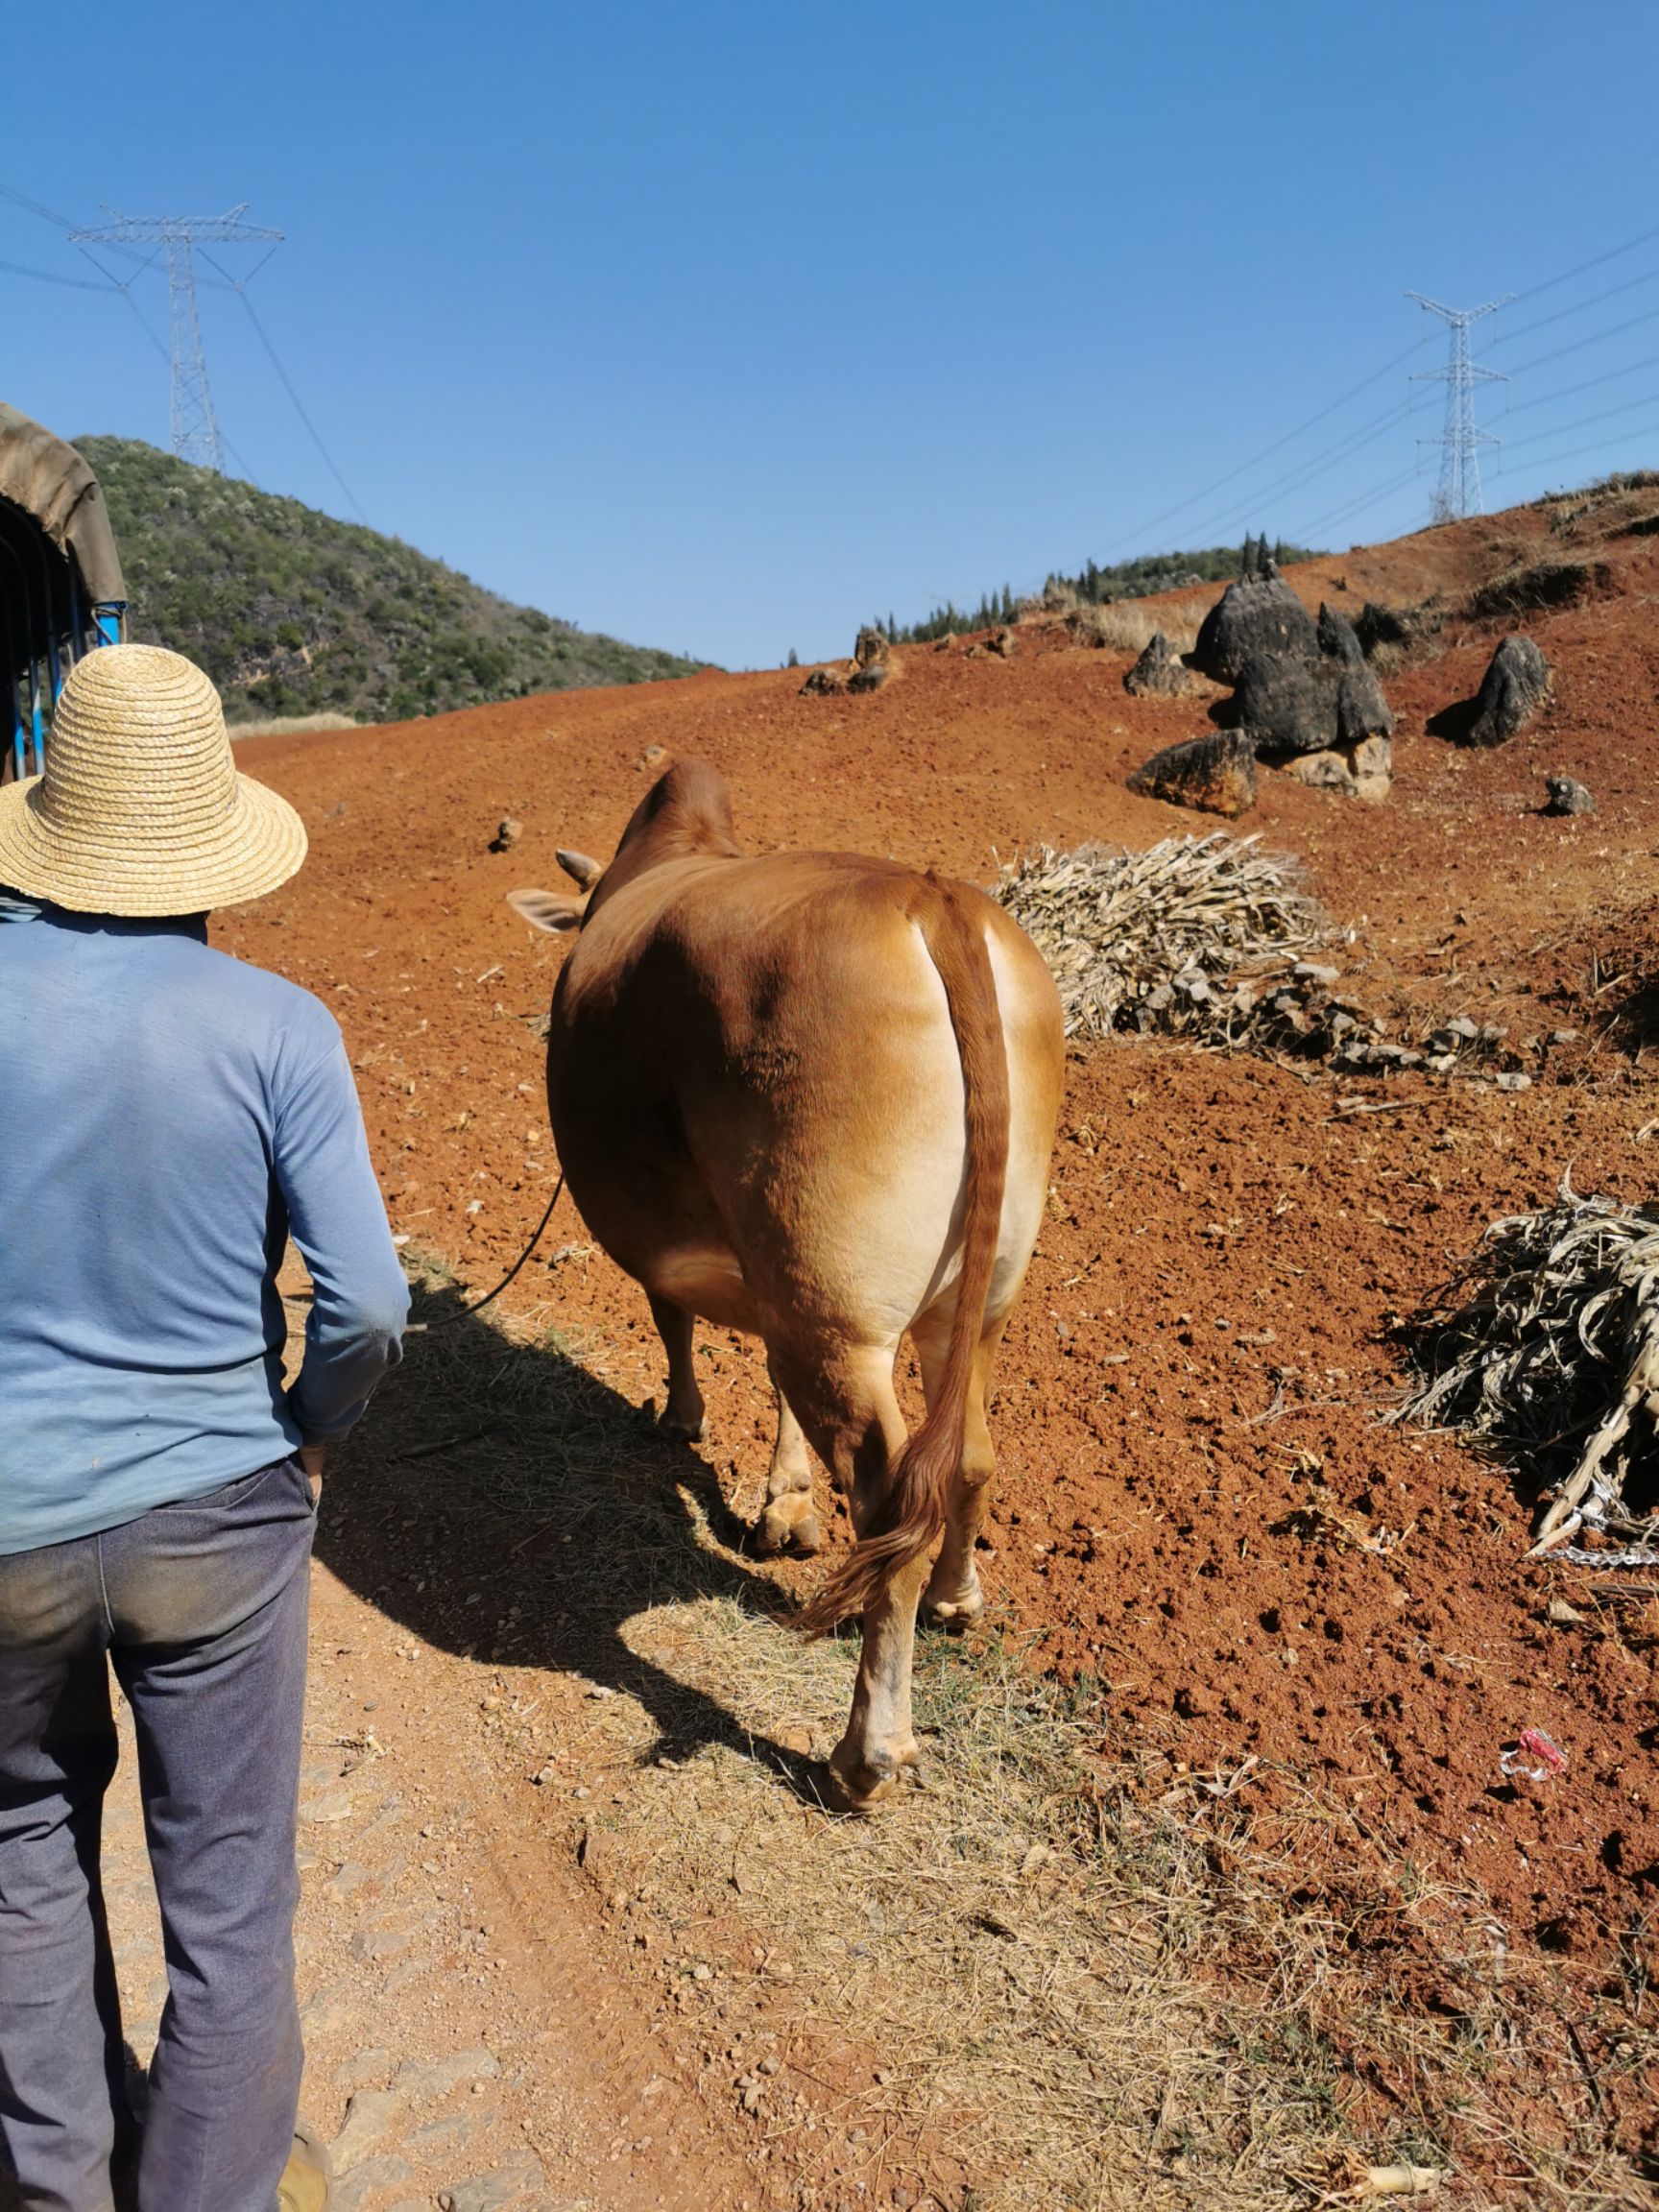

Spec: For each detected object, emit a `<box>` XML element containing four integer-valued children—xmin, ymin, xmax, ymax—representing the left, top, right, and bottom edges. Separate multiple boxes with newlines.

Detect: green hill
<box><xmin>73</xmin><ymin>438</ymin><xmax>709</xmax><ymax>725</ymax></box>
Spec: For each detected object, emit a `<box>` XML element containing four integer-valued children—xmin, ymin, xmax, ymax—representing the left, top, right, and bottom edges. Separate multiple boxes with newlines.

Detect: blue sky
<box><xmin>7</xmin><ymin>1</ymin><xmax>1658</xmax><ymax>669</ymax></box>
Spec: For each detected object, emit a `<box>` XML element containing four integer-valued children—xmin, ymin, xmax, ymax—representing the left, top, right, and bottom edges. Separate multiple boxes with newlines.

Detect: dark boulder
<box><xmin>1228</xmin><ymin>645</ymin><xmax>1394</xmax><ymax>757</ymax></box>
<box><xmin>1465</xmin><ymin>635</ymin><xmax>1551</xmax><ymax>748</ymax></box>
<box><xmin>847</xmin><ymin>661</ymin><xmax>889</xmax><ymax>693</ymax></box>
<box><xmin>1123</xmin><ymin>632</ymin><xmax>1194</xmax><ymax>698</ymax></box>
<box><xmin>1190</xmin><ymin>567</ymin><xmax>1318</xmax><ymax>684</ymax></box>
<box><xmin>1315</xmin><ymin>601</ymin><xmax>1366</xmax><ymax>667</ymax></box>
<box><xmin>799</xmin><ymin>666</ymin><xmax>847</xmax><ymax>697</ymax></box>
<box><xmin>1353</xmin><ymin>601</ymin><xmax>1409</xmax><ymax>658</ymax></box>
<box><xmin>1127</xmin><ymin>730</ymin><xmax>1257</xmax><ymax>818</ymax></box>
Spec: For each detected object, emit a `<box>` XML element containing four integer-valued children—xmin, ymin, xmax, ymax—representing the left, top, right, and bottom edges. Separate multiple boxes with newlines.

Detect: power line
<box><xmin>1501</xmin><ymin>416</ymin><xmax>1659</xmax><ymax>481</ymax></box>
<box><xmin>0</xmin><ymin>254</ymin><xmax>116</xmax><ymax>293</ymax></box>
<box><xmin>1176</xmin><ymin>398</ymin><xmax>1414</xmax><ymax>547</ymax></box>
<box><xmin>1504</xmin><ymin>299</ymin><xmax>1659</xmax><ymax>380</ymax></box>
<box><xmin>1484</xmin><ymin>259</ymin><xmax>1659</xmax><ymax>355</ymax></box>
<box><xmin>1505</xmin><ymin>219</ymin><xmax>1659</xmax><ymax>308</ymax></box>
<box><xmin>1505</xmin><ymin>347</ymin><xmax>1659</xmax><ymax>417</ymax></box>
<box><xmin>1095</xmin><ymin>334</ymin><xmax>1434</xmax><ymax>558</ymax></box>
<box><xmin>235</xmin><ymin>290</ymin><xmax>368</xmax><ymax>524</ymax></box>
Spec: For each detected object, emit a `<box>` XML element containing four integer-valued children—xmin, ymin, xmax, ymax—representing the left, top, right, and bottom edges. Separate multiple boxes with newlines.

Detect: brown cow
<box><xmin>508</xmin><ymin>761</ymin><xmax>1063</xmax><ymax>1809</ymax></box>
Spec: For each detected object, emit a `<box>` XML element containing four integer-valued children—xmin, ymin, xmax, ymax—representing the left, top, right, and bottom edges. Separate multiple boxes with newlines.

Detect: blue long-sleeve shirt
<box><xmin>0</xmin><ymin>896</ymin><xmax>409</xmax><ymax>1553</ymax></box>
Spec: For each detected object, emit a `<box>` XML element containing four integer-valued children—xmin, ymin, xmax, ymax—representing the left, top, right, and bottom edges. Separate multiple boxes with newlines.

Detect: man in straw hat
<box><xmin>0</xmin><ymin>643</ymin><xmax>409</xmax><ymax>2212</ymax></box>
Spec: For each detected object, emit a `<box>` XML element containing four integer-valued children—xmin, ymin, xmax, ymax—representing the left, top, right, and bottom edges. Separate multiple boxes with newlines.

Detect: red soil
<box><xmin>225</xmin><ymin>485</ymin><xmax>1659</xmax><ymax>2030</ymax></box>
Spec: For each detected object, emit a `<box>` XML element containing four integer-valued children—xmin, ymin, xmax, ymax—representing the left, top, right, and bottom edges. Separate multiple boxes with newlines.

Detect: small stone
<box><xmin>331</xmin><ymin>2088</ymin><xmax>406</xmax><ymax>2172</ymax></box>
<box><xmin>487</xmin><ymin>818</ymin><xmax>522</xmax><ymax>854</ymax></box>
<box><xmin>300</xmin><ymin>1787</ymin><xmax>357</xmax><ymax>1825</ymax></box>
<box><xmin>438</xmin><ymin>2156</ymin><xmax>545</xmax><ymax>2212</ymax></box>
<box><xmin>333</xmin><ymin>2047</ymin><xmax>392</xmax><ymax>2093</ymax></box>
<box><xmin>406</xmin><ymin>2112</ymin><xmax>492</xmax><ymax>2157</ymax></box>
<box><xmin>300</xmin><ymin>1978</ymin><xmax>356</xmax><ymax>2034</ymax></box>
<box><xmin>395</xmin><ymin>2049</ymin><xmax>500</xmax><ymax>2103</ymax></box>
<box><xmin>331</xmin><ymin>2157</ymin><xmax>414</xmax><ymax>2212</ymax></box>
<box><xmin>1495</xmin><ymin>1071</ymin><xmax>1532</xmax><ymax>1094</ymax></box>
<box><xmin>1292</xmin><ymin>962</ymin><xmax>1340</xmax><ymax>985</ymax></box>
<box><xmin>1446</xmin><ymin>1016</ymin><xmax>1479</xmax><ymax>1042</ymax></box>
<box><xmin>1545</xmin><ymin>773</ymin><xmax>1595</xmax><ymax>816</ymax></box>
<box><xmin>324</xmin><ymin>1862</ymin><xmax>373</xmax><ymax>1904</ymax></box>
<box><xmin>351</xmin><ymin>1923</ymin><xmax>412</xmax><ymax>1962</ymax></box>
<box><xmin>1548</xmin><ymin>1596</ymin><xmax>1587</xmax><ymax>1626</ymax></box>
<box><xmin>1548</xmin><ymin>1028</ymin><xmax>1578</xmax><ymax>1045</ymax></box>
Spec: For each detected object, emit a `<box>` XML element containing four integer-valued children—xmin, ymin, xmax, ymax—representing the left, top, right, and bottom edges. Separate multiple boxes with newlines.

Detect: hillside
<box><xmin>894</xmin><ymin>533</ymin><xmax>1323</xmax><ymax>641</ymax></box>
<box><xmin>219</xmin><ymin>480</ymin><xmax>1659</xmax><ymax>2201</ymax></box>
<box><xmin>73</xmin><ymin>438</ymin><xmax>708</xmax><ymax>724</ymax></box>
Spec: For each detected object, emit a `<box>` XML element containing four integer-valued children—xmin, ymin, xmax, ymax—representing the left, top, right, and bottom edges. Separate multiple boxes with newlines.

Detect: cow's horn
<box><xmin>556</xmin><ymin>848</ymin><xmax>603</xmax><ymax>889</ymax></box>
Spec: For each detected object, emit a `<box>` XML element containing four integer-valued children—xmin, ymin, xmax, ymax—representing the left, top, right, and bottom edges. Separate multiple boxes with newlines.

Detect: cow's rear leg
<box><xmin>755</xmin><ymin>1349</ymin><xmax>822</xmax><ymax>1555</ymax></box>
<box><xmin>780</xmin><ymin>1348</ymin><xmax>922</xmax><ymax>1811</ymax></box>
<box><xmin>647</xmin><ymin>1292</ymin><xmax>706</xmax><ymax>1443</ymax></box>
<box><xmin>912</xmin><ymin>1318</ymin><xmax>1004</xmax><ymax>1629</ymax></box>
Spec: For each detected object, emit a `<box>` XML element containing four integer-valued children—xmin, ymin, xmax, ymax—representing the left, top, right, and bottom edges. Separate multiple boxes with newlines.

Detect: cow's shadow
<box><xmin>309</xmin><ymin>1272</ymin><xmax>850</xmax><ymax>1803</ymax></box>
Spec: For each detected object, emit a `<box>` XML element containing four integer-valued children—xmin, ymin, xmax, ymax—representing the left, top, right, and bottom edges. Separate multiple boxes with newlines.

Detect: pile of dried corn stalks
<box><xmin>990</xmin><ymin>833</ymin><xmax>1333</xmax><ymax>1046</ymax></box>
<box><xmin>1392</xmin><ymin>1177</ymin><xmax>1659</xmax><ymax>1566</ymax></box>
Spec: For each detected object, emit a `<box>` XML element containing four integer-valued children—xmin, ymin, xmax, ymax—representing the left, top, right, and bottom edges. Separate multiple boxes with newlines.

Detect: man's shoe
<box><xmin>276</xmin><ymin>2123</ymin><xmax>332</xmax><ymax>2212</ymax></box>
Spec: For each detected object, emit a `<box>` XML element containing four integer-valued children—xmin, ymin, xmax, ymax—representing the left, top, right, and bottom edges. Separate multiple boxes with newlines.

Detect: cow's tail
<box><xmin>797</xmin><ymin>882</ymin><xmax>1011</xmax><ymax>1638</ymax></box>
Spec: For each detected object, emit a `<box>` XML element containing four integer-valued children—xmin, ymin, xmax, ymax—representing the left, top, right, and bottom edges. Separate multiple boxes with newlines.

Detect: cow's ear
<box><xmin>506</xmin><ymin>885</ymin><xmax>587</xmax><ymax>934</ymax></box>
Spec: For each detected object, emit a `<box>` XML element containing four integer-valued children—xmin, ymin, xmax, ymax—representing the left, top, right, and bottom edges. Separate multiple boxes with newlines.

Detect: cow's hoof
<box><xmin>755</xmin><ymin>1498</ymin><xmax>822</xmax><ymax>1556</ymax></box>
<box><xmin>658</xmin><ymin>1408</ymin><xmax>706</xmax><ymax>1445</ymax></box>
<box><xmin>923</xmin><ymin>1576</ymin><xmax>984</xmax><ymax>1632</ymax></box>
<box><xmin>822</xmin><ymin>1740</ymin><xmax>917</xmax><ymax>1815</ymax></box>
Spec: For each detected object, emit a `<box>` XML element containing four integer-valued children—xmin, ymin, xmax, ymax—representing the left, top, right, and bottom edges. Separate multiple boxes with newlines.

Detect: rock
<box><xmin>488</xmin><ymin>818</ymin><xmax>522</xmax><ymax>854</ymax></box>
<box><xmin>1353</xmin><ymin>600</ymin><xmax>1409</xmax><ymax>658</ymax></box>
<box><xmin>334</xmin><ymin>2047</ymin><xmax>392</xmax><ymax>2093</ymax></box>
<box><xmin>852</xmin><ymin>626</ymin><xmax>889</xmax><ymax>671</ymax></box>
<box><xmin>300</xmin><ymin>1977</ymin><xmax>357</xmax><ymax>2034</ymax></box>
<box><xmin>1495</xmin><ymin>1071</ymin><xmax>1532</xmax><ymax>1094</ymax></box>
<box><xmin>1443</xmin><ymin>634</ymin><xmax>1551</xmax><ymax>748</ymax></box>
<box><xmin>331</xmin><ymin>2088</ymin><xmax>406</xmax><ymax>2172</ymax></box>
<box><xmin>1282</xmin><ymin>733</ymin><xmax>1392</xmax><ymax>802</ymax></box>
<box><xmin>332</xmin><ymin>2157</ymin><xmax>415</xmax><ymax>2212</ymax></box>
<box><xmin>1122</xmin><ymin>632</ymin><xmax>1194</xmax><ymax>698</ymax></box>
<box><xmin>1126</xmin><ymin>730</ymin><xmax>1257</xmax><ymax>818</ymax></box>
<box><xmin>798</xmin><ymin>667</ymin><xmax>846</xmax><ymax>697</ymax></box>
<box><xmin>1546</xmin><ymin>773</ymin><xmax>1594</xmax><ymax>816</ymax></box>
<box><xmin>395</xmin><ymin>2049</ymin><xmax>500</xmax><ymax>2103</ymax></box>
<box><xmin>1315</xmin><ymin>601</ymin><xmax>1366</xmax><ymax>667</ymax></box>
<box><xmin>968</xmin><ymin>624</ymin><xmax>1017</xmax><ymax>661</ymax></box>
<box><xmin>1190</xmin><ymin>569</ymin><xmax>1318</xmax><ymax>684</ymax></box>
<box><xmin>1231</xmin><ymin>647</ymin><xmax>1394</xmax><ymax>758</ymax></box>
<box><xmin>406</xmin><ymin>2112</ymin><xmax>493</xmax><ymax>2158</ymax></box>
<box><xmin>847</xmin><ymin>661</ymin><xmax>889</xmax><ymax>693</ymax></box>
<box><xmin>439</xmin><ymin>2157</ymin><xmax>545</xmax><ymax>2212</ymax></box>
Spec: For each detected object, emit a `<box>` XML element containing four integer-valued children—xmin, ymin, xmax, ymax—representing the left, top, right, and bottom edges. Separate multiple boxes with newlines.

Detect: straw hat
<box><xmin>0</xmin><ymin>642</ymin><xmax>306</xmax><ymax>916</ymax></box>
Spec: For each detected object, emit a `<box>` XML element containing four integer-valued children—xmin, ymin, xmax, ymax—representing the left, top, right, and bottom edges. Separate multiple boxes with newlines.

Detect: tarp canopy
<box><xmin>0</xmin><ymin>402</ymin><xmax>125</xmax><ymax>606</ymax></box>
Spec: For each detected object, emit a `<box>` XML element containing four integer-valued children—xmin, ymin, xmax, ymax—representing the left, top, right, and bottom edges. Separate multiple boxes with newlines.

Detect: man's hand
<box><xmin>300</xmin><ymin>1443</ymin><xmax>326</xmax><ymax>1498</ymax></box>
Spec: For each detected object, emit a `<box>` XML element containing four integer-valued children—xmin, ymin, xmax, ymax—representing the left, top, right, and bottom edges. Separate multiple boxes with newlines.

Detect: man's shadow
<box><xmin>309</xmin><ymin>1272</ymin><xmax>842</xmax><ymax>1801</ymax></box>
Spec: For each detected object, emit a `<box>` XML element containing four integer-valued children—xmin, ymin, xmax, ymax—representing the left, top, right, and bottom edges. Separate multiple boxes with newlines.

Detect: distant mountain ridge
<box><xmin>73</xmin><ymin>437</ymin><xmax>708</xmax><ymax>725</ymax></box>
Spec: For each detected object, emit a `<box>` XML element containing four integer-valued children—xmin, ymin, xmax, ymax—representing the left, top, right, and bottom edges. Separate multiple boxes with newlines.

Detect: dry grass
<box><xmin>990</xmin><ymin>835</ymin><xmax>1333</xmax><ymax>1047</ymax></box>
<box><xmin>228</xmin><ymin>710</ymin><xmax>361</xmax><ymax>738</ymax></box>
<box><xmin>1062</xmin><ymin>600</ymin><xmax>1209</xmax><ymax>657</ymax></box>
<box><xmin>1392</xmin><ymin>1180</ymin><xmax>1659</xmax><ymax>1564</ymax></box>
<box><xmin>331</xmin><ymin>1268</ymin><xmax>1659</xmax><ymax>2212</ymax></box>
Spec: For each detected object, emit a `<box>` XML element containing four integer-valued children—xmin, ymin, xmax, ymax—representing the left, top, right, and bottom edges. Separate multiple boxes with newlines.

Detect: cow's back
<box><xmin>546</xmin><ymin>851</ymin><xmax>1059</xmax><ymax>1344</ymax></box>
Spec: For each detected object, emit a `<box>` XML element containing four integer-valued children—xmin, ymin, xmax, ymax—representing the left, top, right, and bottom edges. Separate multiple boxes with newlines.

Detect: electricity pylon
<box><xmin>69</xmin><ymin>204</ymin><xmax>283</xmax><ymax>471</ymax></box>
<box><xmin>1407</xmin><ymin>292</ymin><xmax>1514</xmax><ymax>522</ymax></box>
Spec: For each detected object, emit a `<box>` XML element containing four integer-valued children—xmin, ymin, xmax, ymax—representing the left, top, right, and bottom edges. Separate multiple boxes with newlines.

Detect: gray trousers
<box><xmin>0</xmin><ymin>1458</ymin><xmax>315</xmax><ymax>2212</ymax></box>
